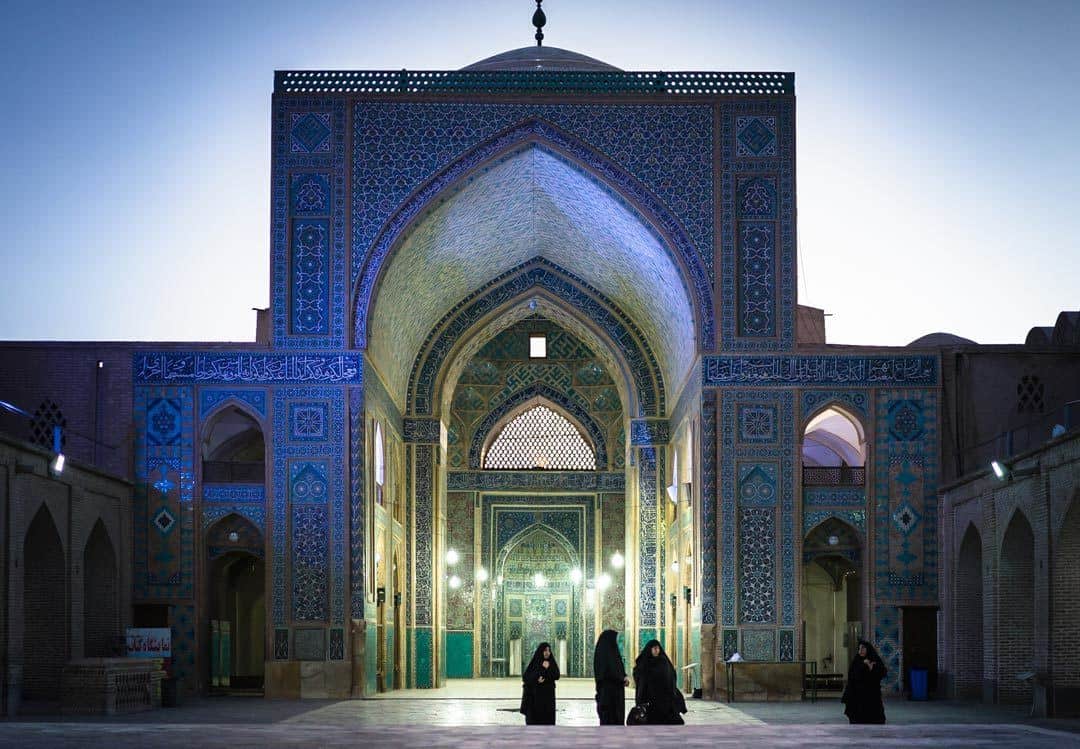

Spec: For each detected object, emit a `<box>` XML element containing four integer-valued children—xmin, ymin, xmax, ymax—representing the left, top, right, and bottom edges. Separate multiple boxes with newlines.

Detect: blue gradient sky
<box><xmin>2</xmin><ymin>0</ymin><xmax>1076</xmax><ymax>345</ymax></box>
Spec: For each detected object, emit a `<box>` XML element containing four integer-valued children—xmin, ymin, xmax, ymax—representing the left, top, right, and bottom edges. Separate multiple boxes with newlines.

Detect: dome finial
<box><xmin>532</xmin><ymin>0</ymin><xmax>546</xmax><ymax>47</ymax></box>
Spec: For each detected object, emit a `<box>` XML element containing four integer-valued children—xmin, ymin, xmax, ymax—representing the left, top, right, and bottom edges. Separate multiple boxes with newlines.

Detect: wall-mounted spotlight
<box><xmin>990</xmin><ymin>459</ymin><xmax>1040</xmax><ymax>482</ymax></box>
<box><xmin>533</xmin><ymin>572</ymin><xmax>547</xmax><ymax>589</ymax></box>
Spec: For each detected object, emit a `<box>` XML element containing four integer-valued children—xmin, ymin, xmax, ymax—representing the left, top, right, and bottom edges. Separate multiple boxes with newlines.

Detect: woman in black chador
<box><xmin>841</xmin><ymin>640</ymin><xmax>887</xmax><ymax>724</ymax></box>
<box><xmin>632</xmin><ymin>639</ymin><xmax>686</xmax><ymax>725</ymax></box>
<box><xmin>593</xmin><ymin>629</ymin><xmax>629</xmax><ymax>725</ymax></box>
<box><xmin>521</xmin><ymin>642</ymin><xmax>560</xmax><ymax>725</ymax></box>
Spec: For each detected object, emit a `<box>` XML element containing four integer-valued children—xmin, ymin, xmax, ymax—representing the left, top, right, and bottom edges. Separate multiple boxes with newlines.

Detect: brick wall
<box><xmin>998</xmin><ymin>512</ymin><xmax>1035</xmax><ymax>704</ymax></box>
<box><xmin>1053</xmin><ymin>500</ymin><xmax>1080</xmax><ymax>688</ymax></box>
<box><xmin>83</xmin><ymin>521</ymin><xmax>119</xmax><ymax>658</ymax></box>
<box><xmin>954</xmin><ymin>526</ymin><xmax>983</xmax><ymax>698</ymax></box>
<box><xmin>22</xmin><ymin>506</ymin><xmax>67</xmax><ymax>701</ymax></box>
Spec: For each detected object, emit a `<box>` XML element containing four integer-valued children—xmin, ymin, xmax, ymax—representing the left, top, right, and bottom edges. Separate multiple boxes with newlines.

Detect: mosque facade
<box><xmin>1</xmin><ymin>35</ymin><xmax>1079</xmax><ymax>713</ymax></box>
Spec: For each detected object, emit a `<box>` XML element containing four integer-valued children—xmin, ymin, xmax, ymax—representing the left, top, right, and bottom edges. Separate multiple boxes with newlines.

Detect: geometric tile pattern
<box><xmin>874</xmin><ymin>390</ymin><xmax>938</xmax><ymax>604</ymax></box>
<box><xmin>739</xmin><ymin>507</ymin><xmax>776</xmax><ymax>623</ymax></box>
<box><xmin>638</xmin><ymin>447</ymin><xmax>659</xmax><ymax>628</ymax></box>
<box><xmin>700</xmin><ymin>390</ymin><xmax>718</xmax><ymax>625</ymax></box>
<box><xmin>803</xmin><ymin>487</ymin><xmax>865</xmax><ymax>507</ymax></box>
<box><xmin>737</xmin><ymin>222</ymin><xmax>776</xmax><ymax>337</ymax></box>
<box><xmin>272</xmin><ymin>98</ymin><xmax>346</xmax><ymax>349</ymax></box>
<box><xmin>778</xmin><ymin>629</ymin><xmax>795</xmax><ymax>662</ymax></box>
<box><xmin>735</xmin><ymin>116</ymin><xmax>777</xmax><ymax>157</ymax></box>
<box><xmin>629</xmin><ymin>418</ymin><xmax>670</xmax><ymax>446</ymax></box>
<box><xmin>737</xmin><ymin>405</ymin><xmax>777</xmax><ymax>443</ymax></box>
<box><xmin>133</xmin><ymin>387</ymin><xmax>194</xmax><ymax>600</ymax></box>
<box><xmin>291</xmin><ymin>220</ymin><xmax>331</xmax><ymax>336</ymax></box>
<box><xmin>272</xmin><ymin>388</ymin><xmax>346</xmax><ymax>629</ymax></box>
<box><xmin>702</xmin><ymin>354</ymin><xmax>938</xmax><ymax>387</ymax></box>
<box><xmin>349</xmin><ymin>385</ymin><xmax>365</xmax><ymax>619</ymax></box>
<box><xmin>720</xmin><ymin>390</ymin><xmax>794</xmax><ymax>628</ymax></box>
<box><xmin>722</xmin><ymin>104</ymin><xmax>791</xmax><ymax>350</ymax></box>
<box><xmin>741</xmin><ymin>628</ymin><xmax>776</xmax><ymax>661</ymax></box>
<box><xmin>289</xmin><ymin>402</ymin><xmax>330</xmax><ymax>441</ymax></box>
<box><xmin>803</xmin><ymin>509</ymin><xmax>867</xmax><ymax>535</ymax></box>
<box><xmin>445</xmin><ymin>471</ymin><xmax>625</xmax><ymax>492</ymax></box>
<box><xmin>351</xmin><ymin>108</ymin><xmax>715</xmax><ymax>350</ymax></box>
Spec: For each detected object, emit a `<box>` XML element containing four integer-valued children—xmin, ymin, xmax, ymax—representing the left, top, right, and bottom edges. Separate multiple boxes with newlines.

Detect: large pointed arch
<box><xmin>353</xmin><ymin>116</ymin><xmax>709</xmax><ymax>354</ymax></box>
<box><xmin>409</xmin><ymin>258</ymin><xmax>662</xmax><ymax>418</ymax></box>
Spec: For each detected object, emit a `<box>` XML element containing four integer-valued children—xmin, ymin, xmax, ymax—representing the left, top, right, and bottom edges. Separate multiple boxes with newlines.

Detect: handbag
<box><xmin>626</xmin><ymin>703</ymin><xmax>649</xmax><ymax>726</ymax></box>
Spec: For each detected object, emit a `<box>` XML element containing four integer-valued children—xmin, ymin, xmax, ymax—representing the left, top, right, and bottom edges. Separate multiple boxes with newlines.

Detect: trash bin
<box><xmin>909</xmin><ymin>668</ymin><xmax>928</xmax><ymax>701</ymax></box>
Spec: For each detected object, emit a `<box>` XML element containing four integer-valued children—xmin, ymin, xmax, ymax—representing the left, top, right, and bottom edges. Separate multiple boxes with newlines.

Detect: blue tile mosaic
<box><xmin>289</xmin><ymin>402</ymin><xmax>330</xmax><ymax>442</ymax></box>
<box><xmin>446</xmin><ymin>471</ymin><xmax>624</xmax><ymax>492</ymax></box>
<box><xmin>350</xmin><ymin>107</ymin><xmax>715</xmax><ymax>351</ymax></box>
<box><xmin>199</xmin><ymin>389</ymin><xmax>267</xmax><ymax>419</ymax></box>
<box><xmin>800</xmin><ymin>390</ymin><xmax>869</xmax><ymax>419</ymax></box>
<box><xmin>735</xmin><ymin>117</ymin><xmax>776</xmax><ymax>157</ymax></box>
<box><xmin>737</xmin><ymin>222</ymin><xmax>776</xmax><ymax>338</ymax></box>
<box><xmin>737</xmin><ymin>404</ymin><xmax>777</xmax><ymax>444</ymax></box>
<box><xmin>629</xmin><ymin>418</ymin><xmax>670</xmax><ymax>446</ymax></box>
<box><xmin>291</xmin><ymin>220</ymin><xmax>331</xmax><ymax>336</ymax></box>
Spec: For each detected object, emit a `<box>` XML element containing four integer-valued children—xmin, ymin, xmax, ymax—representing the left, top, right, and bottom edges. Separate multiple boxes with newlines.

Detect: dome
<box><xmin>907</xmin><ymin>332</ymin><xmax>977</xmax><ymax>347</ymax></box>
<box><xmin>462</xmin><ymin>46</ymin><xmax>621</xmax><ymax>72</ymax></box>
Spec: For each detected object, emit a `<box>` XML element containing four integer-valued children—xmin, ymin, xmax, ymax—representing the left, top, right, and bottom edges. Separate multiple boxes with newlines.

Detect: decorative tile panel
<box><xmin>289</xmin><ymin>402</ymin><xmax>330</xmax><ymax>442</ymax></box>
<box><xmin>737</xmin><ymin>405</ymin><xmax>777</xmax><ymax>444</ymax></box>
<box><xmin>349</xmin><ymin>385</ymin><xmax>365</xmax><ymax>618</ymax></box>
<box><xmin>736</xmin><ymin>176</ymin><xmax>777</xmax><ymax>219</ymax></box>
<box><xmin>801</xmin><ymin>390</ymin><xmax>868</xmax><ymax>419</ymax></box>
<box><xmin>703</xmin><ymin>355</ymin><xmax>938</xmax><ymax>387</ymax></box>
<box><xmin>403</xmin><ymin>418</ymin><xmax>440</xmax><ymax>443</ymax></box>
<box><xmin>199</xmin><ymin>389</ymin><xmax>267</xmax><ymax>419</ymax></box>
<box><xmin>135</xmin><ymin>352</ymin><xmax>361</xmax><ymax>385</ymax></box>
<box><xmin>272</xmin><ymin>98</ymin><xmax>346</xmax><ymax>349</ymax></box>
<box><xmin>274</xmin><ymin>628</ymin><xmax>289</xmax><ymax>660</ymax></box>
<box><xmin>803</xmin><ymin>487</ymin><xmax>865</xmax><ymax>507</ymax></box>
<box><xmin>292</xmin><ymin>504</ymin><xmax>329</xmax><ymax>621</ymax></box>
<box><xmin>735</xmin><ymin>116</ymin><xmax>777</xmax><ymax>157</ymax></box>
<box><xmin>741</xmin><ymin>629</ymin><xmax>776</xmax><ymax>661</ymax></box>
<box><xmin>737</xmin><ymin>222</ymin><xmax>776</xmax><ymax>338</ymax></box>
<box><xmin>804</xmin><ymin>509</ymin><xmax>867</xmax><ymax>535</ymax></box>
<box><xmin>739</xmin><ymin>507</ymin><xmax>776</xmax><ymax>624</ymax></box>
<box><xmin>291</xmin><ymin>220</ymin><xmax>331</xmax><ymax>336</ymax></box>
<box><xmin>638</xmin><ymin>447</ymin><xmax>659</xmax><ymax>628</ymax></box>
<box><xmin>701</xmin><ymin>390</ymin><xmax>718</xmax><ymax>625</ymax></box>
<box><xmin>778</xmin><ymin>629</ymin><xmax>795</xmax><ymax>662</ymax></box>
<box><xmin>738</xmin><ymin>463</ymin><xmax>778</xmax><ymax>506</ymax></box>
<box><xmin>413</xmin><ymin>445</ymin><xmax>434</xmax><ymax>627</ymax></box>
<box><xmin>722</xmin><ymin>629</ymin><xmax>739</xmax><ymax>660</ymax></box>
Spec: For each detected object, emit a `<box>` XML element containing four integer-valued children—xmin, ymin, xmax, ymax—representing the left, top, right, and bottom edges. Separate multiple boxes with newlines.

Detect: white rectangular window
<box><xmin>529</xmin><ymin>334</ymin><xmax>547</xmax><ymax>358</ymax></box>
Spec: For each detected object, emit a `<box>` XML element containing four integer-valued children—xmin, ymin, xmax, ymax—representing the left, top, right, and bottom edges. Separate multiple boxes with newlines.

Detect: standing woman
<box><xmin>521</xmin><ymin>642</ymin><xmax>560</xmax><ymax>725</ymax></box>
<box><xmin>841</xmin><ymin>640</ymin><xmax>888</xmax><ymax>724</ymax></box>
<box><xmin>594</xmin><ymin>630</ymin><xmax>629</xmax><ymax>725</ymax></box>
<box><xmin>632</xmin><ymin>639</ymin><xmax>685</xmax><ymax>725</ymax></box>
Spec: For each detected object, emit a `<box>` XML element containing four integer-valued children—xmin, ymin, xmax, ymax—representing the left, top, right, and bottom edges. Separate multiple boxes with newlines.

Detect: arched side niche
<box><xmin>999</xmin><ymin>509</ymin><xmax>1035</xmax><ymax>704</ymax></box>
<box><xmin>955</xmin><ymin>523</ymin><xmax>983</xmax><ymax>699</ymax></box>
<box><xmin>201</xmin><ymin>405</ymin><xmax>266</xmax><ymax>484</ymax></box>
<box><xmin>23</xmin><ymin>504</ymin><xmax>66</xmax><ymax>700</ymax></box>
<box><xmin>801</xmin><ymin>517</ymin><xmax>863</xmax><ymax>676</ymax></box>
<box><xmin>84</xmin><ymin>519</ymin><xmax>119</xmax><ymax>658</ymax></box>
<box><xmin>1053</xmin><ymin>495</ymin><xmax>1080</xmax><ymax>692</ymax></box>
<box><xmin>802</xmin><ymin>405</ymin><xmax>867</xmax><ymax>468</ymax></box>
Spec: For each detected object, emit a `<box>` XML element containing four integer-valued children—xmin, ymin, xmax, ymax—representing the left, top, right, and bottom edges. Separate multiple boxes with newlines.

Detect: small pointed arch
<box><xmin>804</xmin><ymin>515</ymin><xmax>864</xmax><ymax>554</ymax></box>
<box><xmin>352</xmin><ymin>116</ymin><xmax>710</xmax><ymax>353</ymax></box>
<box><xmin>497</xmin><ymin>523</ymin><xmax>578</xmax><ymax>577</ymax></box>
<box><xmin>206</xmin><ymin>512</ymin><xmax>265</xmax><ymax>559</ymax></box>
<box><xmin>955</xmin><ymin>521</ymin><xmax>984</xmax><ymax>697</ymax></box>
<box><xmin>83</xmin><ymin>518</ymin><xmax>119</xmax><ymax>657</ymax></box>
<box><xmin>473</xmin><ymin>389</ymin><xmax>603</xmax><ymax>470</ymax></box>
<box><xmin>201</xmin><ymin>404</ymin><xmax>266</xmax><ymax>484</ymax></box>
<box><xmin>802</xmin><ymin>404</ymin><xmax>867</xmax><ymax>468</ymax></box>
<box><xmin>23</xmin><ymin>503</ymin><xmax>66</xmax><ymax>699</ymax></box>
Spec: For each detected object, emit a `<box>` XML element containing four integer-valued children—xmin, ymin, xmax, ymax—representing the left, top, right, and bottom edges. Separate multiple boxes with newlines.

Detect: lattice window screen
<box><xmin>484</xmin><ymin>405</ymin><xmax>595</xmax><ymax>470</ymax></box>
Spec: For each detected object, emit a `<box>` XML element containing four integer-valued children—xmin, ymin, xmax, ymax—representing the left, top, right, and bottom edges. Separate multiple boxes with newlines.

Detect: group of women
<box><xmin>520</xmin><ymin>630</ymin><xmax>686</xmax><ymax>726</ymax></box>
<box><xmin>520</xmin><ymin>633</ymin><xmax>889</xmax><ymax>726</ymax></box>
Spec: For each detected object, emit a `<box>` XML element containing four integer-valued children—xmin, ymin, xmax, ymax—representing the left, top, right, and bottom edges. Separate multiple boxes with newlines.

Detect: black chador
<box><xmin>521</xmin><ymin>642</ymin><xmax>560</xmax><ymax>725</ymax></box>
<box><xmin>841</xmin><ymin>639</ymin><xmax>888</xmax><ymax>725</ymax></box>
<box><xmin>632</xmin><ymin>639</ymin><xmax>686</xmax><ymax>725</ymax></box>
<box><xmin>593</xmin><ymin>629</ymin><xmax>628</xmax><ymax>725</ymax></box>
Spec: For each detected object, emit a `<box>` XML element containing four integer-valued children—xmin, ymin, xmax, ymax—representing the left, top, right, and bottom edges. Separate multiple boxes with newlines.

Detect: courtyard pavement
<box><xmin>3</xmin><ymin>678</ymin><xmax>1080</xmax><ymax>748</ymax></box>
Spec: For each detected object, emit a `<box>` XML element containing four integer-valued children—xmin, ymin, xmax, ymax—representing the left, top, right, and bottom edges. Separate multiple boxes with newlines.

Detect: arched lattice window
<box><xmin>484</xmin><ymin>404</ymin><xmax>596</xmax><ymax>470</ymax></box>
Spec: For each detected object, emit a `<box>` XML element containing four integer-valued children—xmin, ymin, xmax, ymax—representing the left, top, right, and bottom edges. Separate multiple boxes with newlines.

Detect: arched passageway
<box><xmin>955</xmin><ymin>524</ymin><xmax>984</xmax><ymax>699</ymax></box>
<box><xmin>801</xmin><ymin>518</ymin><xmax>862</xmax><ymax>682</ymax></box>
<box><xmin>83</xmin><ymin>520</ymin><xmax>120</xmax><ymax>657</ymax></box>
<box><xmin>999</xmin><ymin>511</ymin><xmax>1035</xmax><ymax>704</ymax></box>
<box><xmin>23</xmin><ymin>505</ymin><xmax>66</xmax><ymax>701</ymax></box>
<box><xmin>206</xmin><ymin>515</ymin><xmax>266</xmax><ymax>691</ymax></box>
